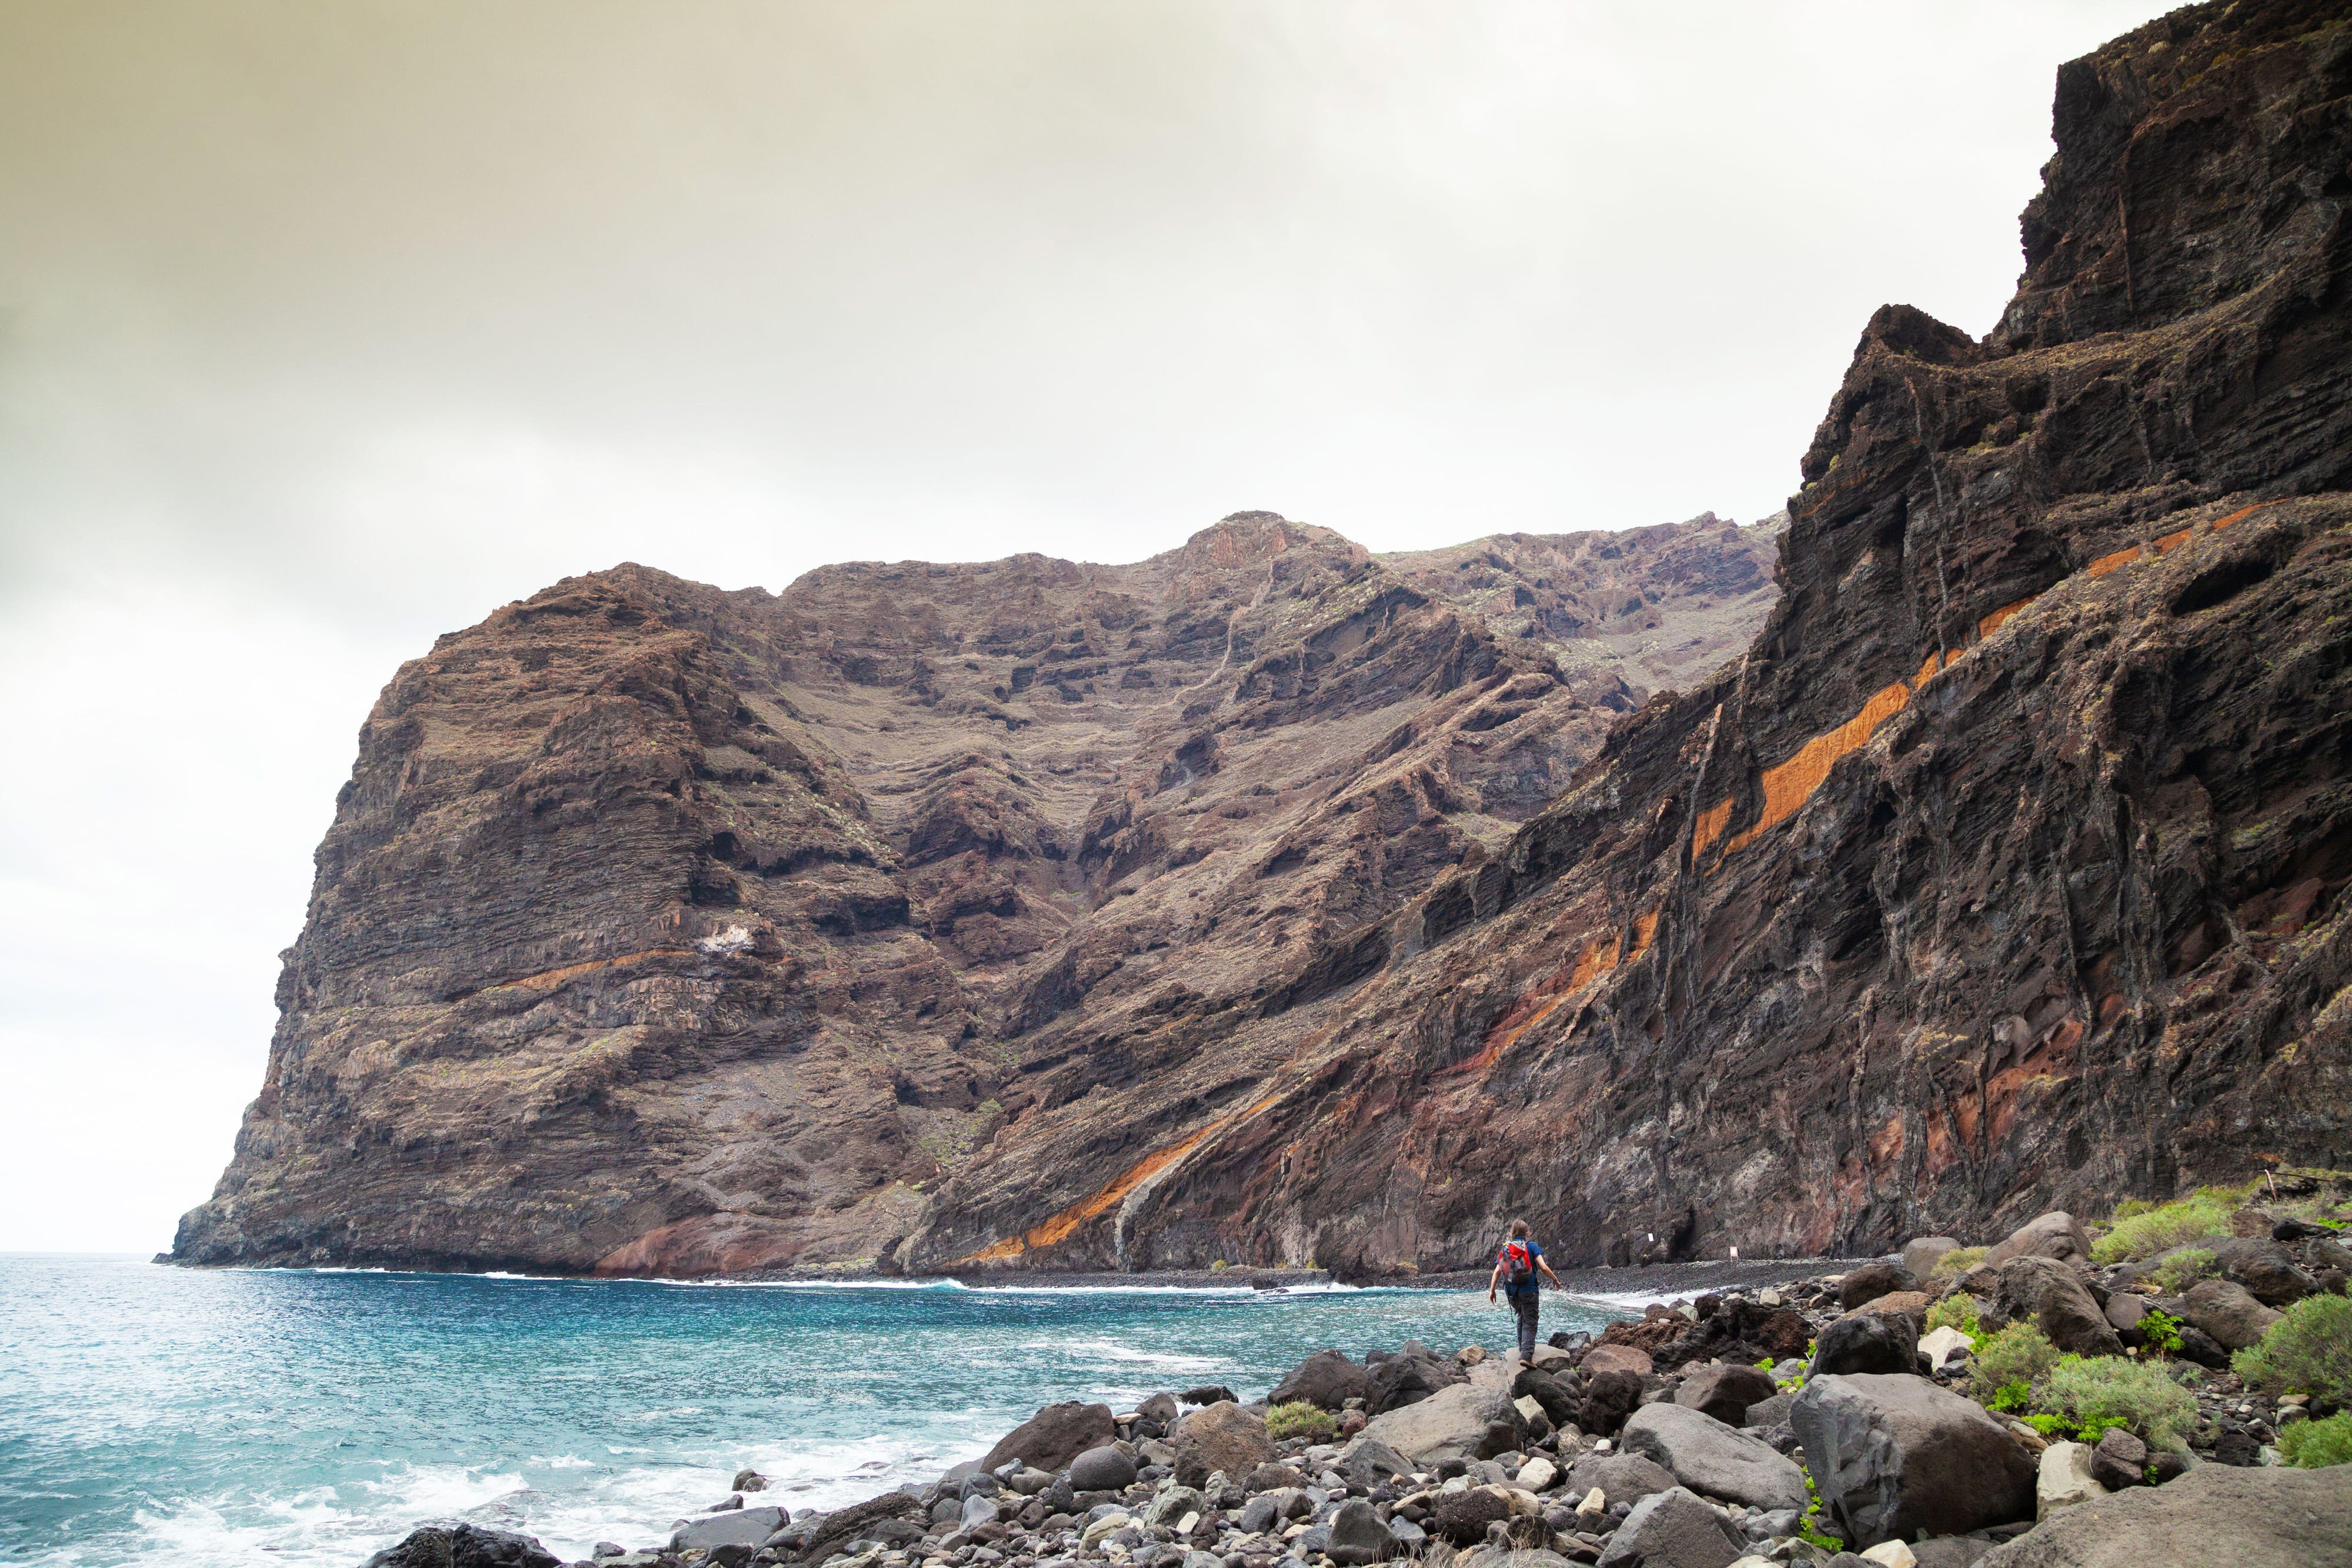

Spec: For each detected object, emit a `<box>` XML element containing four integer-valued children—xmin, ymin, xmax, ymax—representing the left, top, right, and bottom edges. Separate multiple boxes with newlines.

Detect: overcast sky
<box><xmin>0</xmin><ymin>1</ymin><xmax>2172</xmax><ymax>1254</ymax></box>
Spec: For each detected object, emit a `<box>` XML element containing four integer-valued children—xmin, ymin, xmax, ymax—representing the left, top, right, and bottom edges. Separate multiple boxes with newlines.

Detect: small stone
<box><xmin>2087</xmin><ymin>1427</ymin><xmax>2148</xmax><ymax>1492</ymax></box>
<box><xmin>1857</xmin><ymin>1544</ymin><xmax>1916</xmax><ymax>1568</ymax></box>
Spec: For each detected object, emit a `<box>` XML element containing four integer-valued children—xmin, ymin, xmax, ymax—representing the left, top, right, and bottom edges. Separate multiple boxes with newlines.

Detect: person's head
<box><xmin>1509</xmin><ymin>1218</ymin><xmax>1529</xmax><ymax>1239</ymax></box>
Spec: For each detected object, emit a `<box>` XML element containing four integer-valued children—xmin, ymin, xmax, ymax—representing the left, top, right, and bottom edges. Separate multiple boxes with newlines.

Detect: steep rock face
<box><xmin>171</xmin><ymin>511</ymin><xmax>1779</xmax><ymax>1273</ymax></box>
<box><xmin>901</xmin><ymin>0</ymin><xmax>2352</xmax><ymax>1273</ymax></box>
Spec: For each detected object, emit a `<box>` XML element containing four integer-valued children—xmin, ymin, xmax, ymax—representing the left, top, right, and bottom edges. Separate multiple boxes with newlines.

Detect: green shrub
<box><xmin>1931</xmin><ymin>1246</ymin><xmax>1988</xmax><ymax>1279</ymax></box>
<box><xmin>2038</xmin><ymin>1354</ymin><xmax>2199</xmax><ymax>1449</ymax></box>
<box><xmin>1970</xmin><ymin>1323</ymin><xmax>2062</xmax><ymax>1402</ymax></box>
<box><xmin>2150</xmin><ymin>1247</ymin><xmax>2218</xmax><ymax>1295</ymax></box>
<box><xmin>1265</xmin><ymin>1400</ymin><xmax>1336</xmax><ymax>1442</ymax></box>
<box><xmin>1987</xmin><ymin>1380</ymin><xmax>2030</xmax><ymax>1413</ymax></box>
<box><xmin>2024</xmin><ymin>1413</ymin><xmax>2076</xmax><ymax>1438</ymax></box>
<box><xmin>2092</xmin><ymin>1189</ymin><xmax>2243</xmax><ymax>1264</ymax></box>
<box><xmin>2232</xmin><ymin>1294</ymin><xmax>2352</xmax><ymax>1406</ymax></box>
<box><xmin>2139</xmin><ymin>1308</ymin><xmax>2184</xmax><ymax>1355</ymax></box>
<box><xmin>2279</xmin><ymin>1410</ymin><xmax>2352</xmax><ymax>1469</ymax></box>
<box><xmin>1925</xmin><ymin>1293</ymin><xmax>1982</xmax><ymax>1341</ymax></box>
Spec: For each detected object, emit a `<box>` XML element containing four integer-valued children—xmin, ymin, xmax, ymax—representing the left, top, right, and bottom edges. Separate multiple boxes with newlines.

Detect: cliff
<box><xmin>169</xmin><ymin>510</ymin><xmax>1779</xmax><ymax>1273</ymax></box>
<box><xmin>175</xmin><ymin>0</ymin><xmax>2352</xmax><ymax>1278</ymax></box>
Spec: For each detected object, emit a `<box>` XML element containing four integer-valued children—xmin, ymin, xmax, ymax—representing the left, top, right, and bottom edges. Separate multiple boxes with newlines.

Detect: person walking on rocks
<box><xmin>1488</xmin><ymin>1218</ymin><xmax>1565</xmax><ymax>1363</ymax></box>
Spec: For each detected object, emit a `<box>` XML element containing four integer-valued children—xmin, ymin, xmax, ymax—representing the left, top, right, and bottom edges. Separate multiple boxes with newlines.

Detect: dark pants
<box><xmin>1508</xmin><ymin>1289</ymin><xmax>1539</xmax><ymax>1361</ymax></box>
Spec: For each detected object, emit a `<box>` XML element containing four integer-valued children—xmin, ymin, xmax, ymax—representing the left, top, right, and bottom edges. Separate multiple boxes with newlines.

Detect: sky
<box><xmin>0</xmin><ymin>0</ymin><xmax>2176</xmax><ymax>1254</ymax></box>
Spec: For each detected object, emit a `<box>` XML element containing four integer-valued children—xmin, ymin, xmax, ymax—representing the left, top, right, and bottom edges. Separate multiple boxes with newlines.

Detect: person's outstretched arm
<box><xmin>1487</xmin><ymin>1260</ymin><xmax>1502</xmax><ymax>1302</ymax></box>
<box><xmin>1538</xmin><ymin>1257</ymin><xmax>1566</xmax><ymax>1291</ymax></box>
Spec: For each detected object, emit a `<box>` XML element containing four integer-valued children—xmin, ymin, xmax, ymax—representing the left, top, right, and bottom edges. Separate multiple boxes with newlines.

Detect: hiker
<box><xmin>1487</xmin><ymin>1217</ymin><xmax>1566</xmax><ymax>1362</ymax></box>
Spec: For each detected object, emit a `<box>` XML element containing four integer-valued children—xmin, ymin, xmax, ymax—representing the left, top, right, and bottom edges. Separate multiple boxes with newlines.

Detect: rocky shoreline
<box><xmin>363</xmin><ymin>1204</ymin><xmax>2352</xmax><ymax>1568</ymax></box>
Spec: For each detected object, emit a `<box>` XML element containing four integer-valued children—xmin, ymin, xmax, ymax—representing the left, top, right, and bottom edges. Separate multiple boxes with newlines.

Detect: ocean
<box><xmin>0</xmin><ymin>1254</ymin><xmax>1649</xmax><ymax>1567</ymax></box>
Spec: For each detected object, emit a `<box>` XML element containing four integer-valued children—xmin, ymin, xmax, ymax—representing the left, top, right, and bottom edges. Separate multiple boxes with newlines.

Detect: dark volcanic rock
<box><xmin>981</xmin><ymin>1402</ymin><xmax>1118</xmax><ymax>1474</ymax></box>
<box><xmin>1793</xmin><ymin>1373</ymin><xmax>2036</xmax><ymax>1548</ymax></box>
<box><xmin>1272</xmin><ymin>1349</ymin><xmax>1371</xmax><ymax>1412</ymax></box>
<box><xmin>1811</xmin><ymin>1312</ymin><xmax>1925</xmax><ymax>1378</ymax></box>
<box><xmin>906</xmin><ymin>0</ymin><xmax>2352</xmax><ymax>1277</ymax></box>
<box><xmin>175</xmin><ymin>0</ymin><xmax>2352</xmax><ymax>1281</ymax></box>
<box><xmin>363</xmin><ymin>1526</ymin><xmax>560</xmax><ymax>1568</ymax></box>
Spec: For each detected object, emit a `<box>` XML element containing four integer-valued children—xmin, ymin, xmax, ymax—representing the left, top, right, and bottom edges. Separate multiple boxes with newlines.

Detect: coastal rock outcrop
<box><xmin>178</xmin><ymin>0</ymin><xmax>2352</xmax><ymax>1279</ymax></box>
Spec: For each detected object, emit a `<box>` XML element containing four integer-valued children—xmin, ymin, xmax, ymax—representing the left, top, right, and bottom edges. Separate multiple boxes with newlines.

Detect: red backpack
<box><xmin>1500</xmin><ymin>1239</ymin><xmax>1534</xmax><ymax>1287</ymax></box>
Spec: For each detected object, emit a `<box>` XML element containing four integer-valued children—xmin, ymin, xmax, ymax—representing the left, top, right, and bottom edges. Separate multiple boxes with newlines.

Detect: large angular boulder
<box><xmin>2180</xmin><ymin>1278</ymin><xmax>2281</xmax><ymax>1350</ymax></box>
<box><xmin>1976</xmin><ymin>1461</ymin><xmax>2352</xmax><ymax>1567</ymax></box>
<box><xmin>1513</xmin><ymin>1366</ymin><xmax>1581</xmax><ymax>1429</ymax></box>
<box><xmin>1621</xmin><ymin>1403</ymin><xmax>1806</xmax><ymax>1512</ymax></box>
<box><xmin>1674</xmin><ymin>1363</ymin><xmax>1779</xmax><ymax>1426</ymax></box>
<box><xmin>1361</xmin><ymin>1381</ymin><xmax>1525</xmax><ymax>1465</ymax></box>
<box><xmin>1273</xmin><ymin>1349</ymin><xmax>1372</xmax><ymax>1412</ymax></box>
<box><xmin>1903</xmin><ymin>1237</ymin><xmax>1963</xmax><ymax>1280</ymax></box>
<box><xmin>980</xmin><ymin>1400</ymin><xmax>1119</xmax><ymax>1473</ymax></box>
<box><xmin>1839</xmin><ymin>1262</ymin><xmax>1919</xmax><ymax>1309</ymax></box>
<box><xmin>1577</xmin><ymin>1369</ymin><xmax>1645</xmax><ymax>1437</ymax></box>
<box><xmin>365</xmin><ymin>1526</ymin><xmax>562</xmax><ymax>1568</ymax></box>
<box><xmin>669</xmin><ymin>1507</ymin><xmax>790</xmax><ymax>1554</ymax></box>
<box><xmin>1171</xmin><ymin>1400</ymin><xmax>1275</xmax><ymax>1487</ymax></box>
<box><xmin>1366</xmin><ymin>1346</ymin><xmax>1467</xmax><ymax>1414</ymax></box>
<box><xmin>1791</xmin><ymin>1373</ymin><xmax>2035</xmax><ymax>1547</ymax></box>
<box><xmin>1812</xmin><ymin>1311</ymin><xmax>1925</xmax><ymax>1377</ymax></box>
<box><xmin>1430</xmin><ymin>1488</ymin><xmax>1511</xmax><ymax>1546</ymax></box>
<box><xmin>1593</xmin><ymin>1486</ymin><xmax>1745</xmax><ymax>1568</ymax></box>
<box><xmin>1993</xmin><ymin>1258</ymin><xmax>2124</xmax><ymax>1358</ymax></box>
<box><xmin>1337</xmin><ymin>1436</ymin><xmax>1415</xmax><ymax>1488</ymax></box>
<box><xmin>1561</xmin><ymin>1452</ymin><xmax>1681</xmax><ymax>1509</ymax></box>
<box><xmin>2221</xmin><ymin>1248</ymin><xmax>2317</xmax><ymax>1308</ymax></box>
<box><xmin>1582</xmin><ymin>1344</ymin><xmax>1655</xmax><ymax>1378</ymax></box>
<box><xmin>1984</xmin><ymin>1213</ymin><xmax>2096</xmax><ymax>1269</ymax></box>
<box><xmin>1325</xmin><ymin>1499</ymin><xmax>1397</xmax><ymax>1566</ymax></box>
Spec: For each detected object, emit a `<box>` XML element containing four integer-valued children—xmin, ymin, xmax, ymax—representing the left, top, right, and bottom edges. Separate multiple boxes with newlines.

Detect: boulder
<box><xmin>1561</xmin><ymin>1452</ymin><xmax>1681</xmax><ymax>1510</ymax></box>
<box><xmin>1068</xmin><ymin>1445</ymin><xmax>1137</xmax><ymax>1492</ymax></box>
<box><xmin>1367</xmin><ymin>1346</ymin><xmax>1468</xmax><ymax>1414</ymax></box>
<box><xmin>960</xmin><ymin>1493</ymin><xmax>1000</xmax><ymax>1529</ymax></box>
<box><xmin>733</xmin><ymin>1469</ymin><xmax>767</xmax><ymax>1493</ymax></box>
<box><xmin>2085</xmin><ymin>1429</ymin><xmax>2146</xmax><ymax>1493</ymax></box>
<box><xmin>1578</xmin><ymin>1369</ymin><xmax>1645</xmax><ymax>1437</ymax></box>
<box><xmin>1514</xmin><ymin>1366</ymin><xmax>1582</xmax><ymax>1429</ymax></box>
<box><xmin>2036</xmin><ymin>1442</ymin><xmax>2106</xmax><ymax>1519</ymax></box>
<box><xmin>1902</xmin><ymin>1238</ymin><xmax>1963</xmax><ymax>1282</ymax></box>
<box><xmin>1325</xmin><ymin>1499</ymin><xmax>1396</xmax><ymax>1566</ymax></box>
<box><xmin>1337</xmin><ymin>1436</ymin><xmax>1415</xmax><ymax>1487</ymax></box>
<box><xmin>669</xmin><ymin>1507</ymin><xmax>789</xmax><ymax>1554</ymax></box>
<box><xmin>1847</xmin><ymin>1292</ymin><xmax>1933</xmax><ymax>1333</ymax></box>
<box><xmin>1839</xmin><ymin>1262</ymin><xmax>1919</xmax><ymax>1309</ymax></box>
<box><xmin>1812</xmin><ymin>1312</ymin><xmax>1925</xmax><ymax>1378</ymax></box>
<box><xmin>1516</xmin><ymin>1455</ymin><xmax>1559</xmax><ymax>1492</ymax></box>
<box><xmin>1993</xmin><ymin>1258</ymin><xmax>2124</xmax><ymax>1358</ymax></box>
<box><xmin>1170</xmin><ymin>1401</ymin><xmax>1275</xmax><ymax>1488</ymax></box>
<box><xmin>1583</xmin><ymin>1344</ymin><xmax>1655</xmax><ymax>1379</ymax></box>
<box><xmin>1674</xmin><ymin>1364</ymin><xmax>1779</xmax><ymax>1426</ymax></box>
<box><xmin>1918</xmin><ymin>1325</ymin><xmax>1973</xmax><ymax>1373</ymax></box>
<box><xmin>364</xmin><ymin>1526</ymin><xmax>562</xmax><ymax>1568</ymax></box>
<box><xmin>980</xmin><ymin>1401</ymin><xmax>1120</xmax><ymax>1473</ymax></box>
<box><xmin>2224</xmin><ymin>1249</ymin><xmax>2317</xmax><ymax>1308</ymax></box>
<box><xmin>1361</xmin><ymin>1381</ymin><xmax>1525</xmax><ymax>1465</ymax></box>
<box><xmin>1738</xmin><ymin>1392</ymin><xmax>1795</xmax><ymax>1430</ymax></box>
<box><xmin>2180</xmin><ymin>1278</ymin><xmax>2281</xmax><ymax>1350</ymax></box>
<box><xmin>1141</xmin><ymin>1486</ymin><xmax>1202</xmax><ymax>1527</ymax></box>
<box><xmin>1593</xmin><ymin>1486</ymin><xmax>1746</xmax><ymax>1568</ymax></box>
<box><xmin>1273</xmin><ymin>1350</ymin><xmax>1372</xmax><ymax>1412</ymax></box>
<box><xmin>1137</xmin><ymin>1391</ymin><xmax>1179</xmax><ymax>1424</ymax></box>
<box><xmin>1621</xmin><ymin>1403</ymin><xmax>1806</xmax><ymax>1512</ymax></box>
<box><xmin>1179</xmin><ymin>1386</ymin><xmax>1238</xmax><ymax>1407</ymax></box>
<box><xmin>1431</xmin><ymin>1488</ymin><xmax>1511</xmax><ymax>1545</ymax></box>
<box><xmin>1243</xmin><ymin>1460</ymin><xmax>1305</xmax><ymax>1493</ymax></box>
<box><xmin>1984</xmin><ymin>1213</ymin><xmax>2096</xmax><ymax>1269</ymax></box>
<box><xmin>2102</xmin><ymin>1294</ymin><xmax>2147</xmax><ymax>1338</ymax></box>
<box><xmin>786</xmin><ymin>1493</ymin><xmax>924</xmax><ymax>1564</ymax></box>
<box><xmin>1975</xmin><ymin>1460</ymin><xmax>2352</xmax><ymax>1567</ymax></box>
<box><xmin>1791</xmin><ymin>1373</ymin><xmax>2035</xmax><ymax>1547</ymax></box>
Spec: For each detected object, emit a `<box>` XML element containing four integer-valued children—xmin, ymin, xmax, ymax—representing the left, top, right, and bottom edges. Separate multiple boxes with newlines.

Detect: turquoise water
<box><xmin>0</xmin><ymin>1255</ymin><xmax>1641</xmax><ymax>1567</ymax></box>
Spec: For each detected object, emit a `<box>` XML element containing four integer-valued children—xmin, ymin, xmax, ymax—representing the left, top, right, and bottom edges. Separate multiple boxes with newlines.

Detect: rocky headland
<box><xmin>361</xmin><ymin>1195</ymin><xmax>2352</xmax><ymax>1568</ymax></box>
<box><xmin>176</xmin><ymin>0</ymin><xmax>2351</xmax><ymax>1283</ymax></box>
